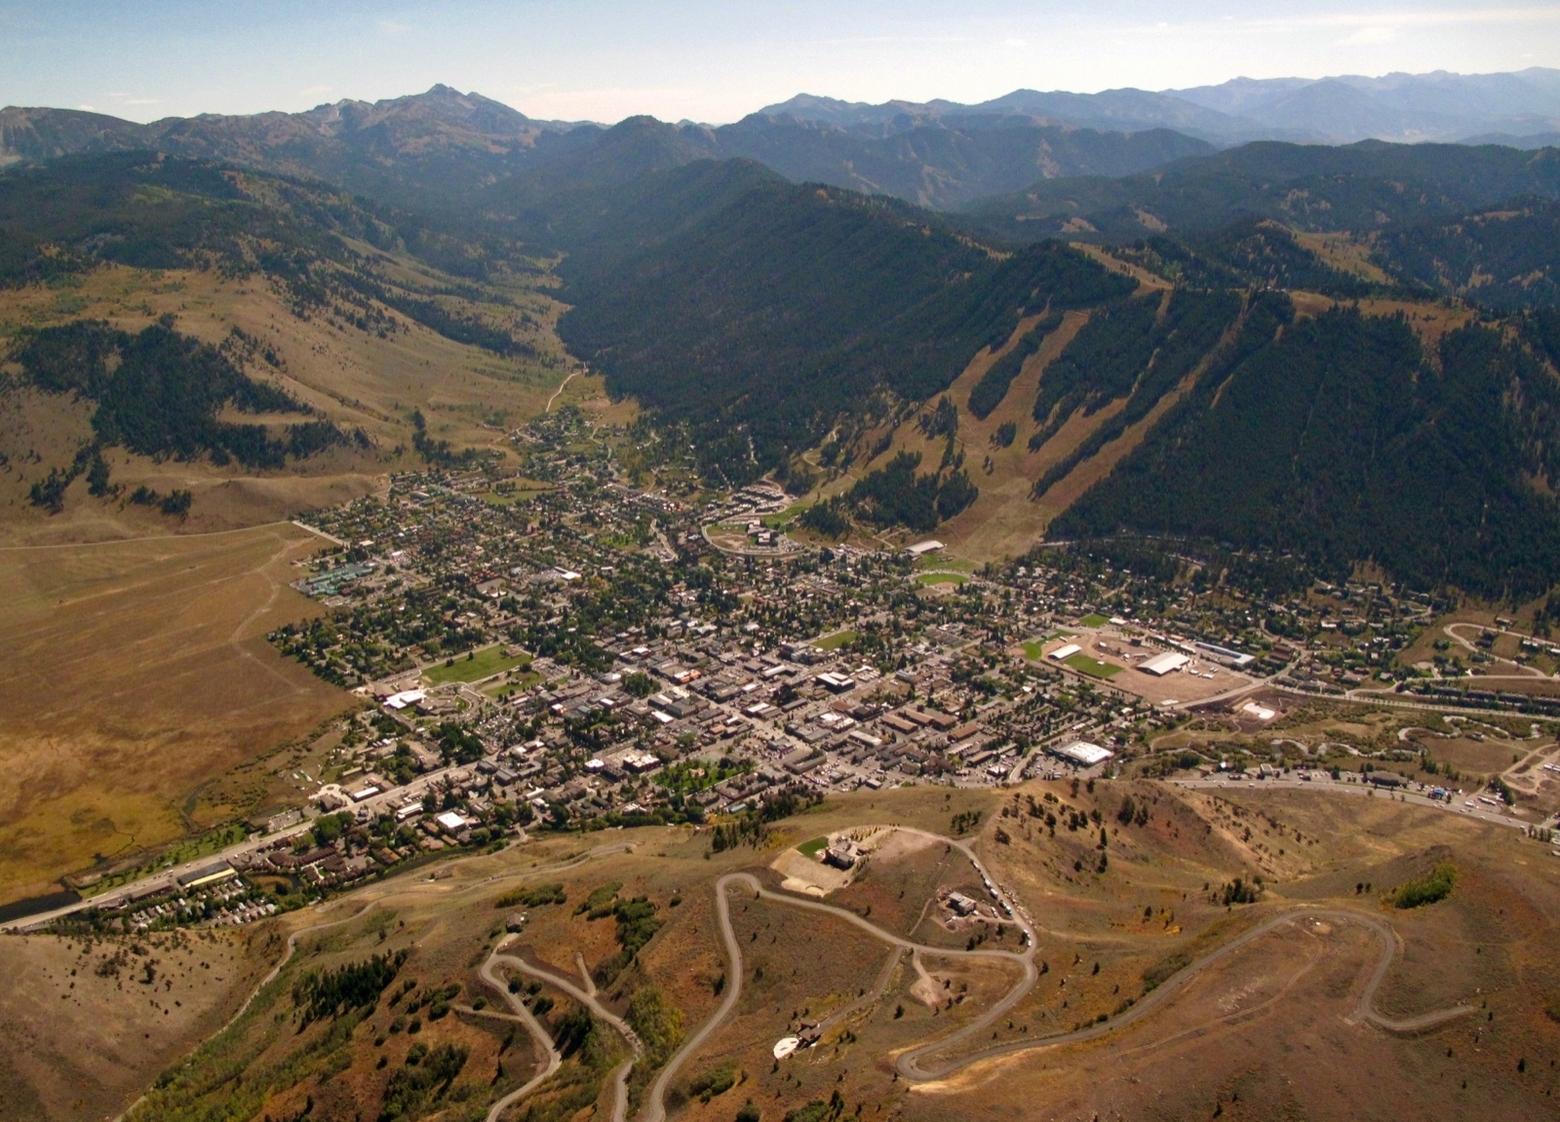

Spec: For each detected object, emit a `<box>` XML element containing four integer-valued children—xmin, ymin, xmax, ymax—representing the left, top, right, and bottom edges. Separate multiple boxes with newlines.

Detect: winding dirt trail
<box><xmin>487</xmin><ymin>941</ymin><xmax>642</xmax><ymax>1122</ymax></box>
<box><xmin>169</xmin><ymin>831</ymin><xmax>1473</xmax><ymax>1122</ymax></box>
<box><xmin>473</xmin><ymin>946</ymin><xmax>563</xmax><ymax>1122</ymax></box>
<box><xmin>635</xmin><ymin>831</ymin><xmax>1476</xmax><ymax>1120</ymax></box>
<box><xmin>545</xmin><ymin>369</ymin><xmax>581</xmax><ymax>414</ymax></box>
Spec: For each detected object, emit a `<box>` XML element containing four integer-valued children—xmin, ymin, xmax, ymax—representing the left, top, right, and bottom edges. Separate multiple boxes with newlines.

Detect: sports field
<box><xmin>1065</xmin><ymin>651</ymin><xmax>1125</xmax><ymax>679</ymax></box>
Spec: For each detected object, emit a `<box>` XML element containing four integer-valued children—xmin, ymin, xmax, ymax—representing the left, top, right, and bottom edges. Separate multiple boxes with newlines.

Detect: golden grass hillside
<box><xmin>0</xmin><ymin>253</ymin><xmax>571</xmax><ymax>543</ymax></box>
<box><xmin>0</xmin><ymin>521</ymin><xmax>352</xmax><ymax>903</ymax></box>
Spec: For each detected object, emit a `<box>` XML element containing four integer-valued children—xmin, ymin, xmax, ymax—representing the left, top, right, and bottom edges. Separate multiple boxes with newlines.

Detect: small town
<box><xmin>28</xmin><ymin>405</ymin><xmax>1560</xmax><ymax>938</ymax></box>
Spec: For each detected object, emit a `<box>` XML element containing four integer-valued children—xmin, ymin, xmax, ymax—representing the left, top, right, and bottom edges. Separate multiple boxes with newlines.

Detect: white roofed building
<box><xmin>1140</xmin><ymin>651</ymin><xmax>1190</xmax><ymax>676</ymax></box>
<box><xmin>1052</xmin><ymin>740</ymin><xmax>1115</xmax><ymax>767</ymax></box>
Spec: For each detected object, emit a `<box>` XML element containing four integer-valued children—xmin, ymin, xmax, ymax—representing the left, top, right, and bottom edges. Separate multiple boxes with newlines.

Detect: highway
<box><xmin>1</xmin><ymin>759</ymin><xmax>478</xmax><ymax>933</ymax></box>
<box><xmin>1169</xmin><ymin>773</ymin><xmax>1540</xmax><ymax>832</ymax></box>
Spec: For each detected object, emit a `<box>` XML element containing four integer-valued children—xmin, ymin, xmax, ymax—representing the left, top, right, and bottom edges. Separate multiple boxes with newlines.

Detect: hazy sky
<box><xmin>3</xmin><ymin>1</ymin><xmax>1556</xmax><ymax>123</ymax></box>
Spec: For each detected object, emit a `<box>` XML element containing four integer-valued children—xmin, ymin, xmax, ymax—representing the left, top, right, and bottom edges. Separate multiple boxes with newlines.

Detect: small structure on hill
<box><xmin>946</xmin><ymin>891</ymin><xmax>979</xmax><ymax>917</ymax></box>
<box><xmin>822</xmin><ymin>838</ymin><xmax>861</xmax><ymax>870</ymax></box>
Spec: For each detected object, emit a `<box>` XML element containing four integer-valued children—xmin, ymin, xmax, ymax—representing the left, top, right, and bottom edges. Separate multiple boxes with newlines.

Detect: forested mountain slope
<box><xmin>2</xmin><ymin>88</ymin><xmax>1211</xmax><ymax>214</ymax></box>
<box><xmin>965</xmin><ymin>140</ymin><xmax>1560</xmax><ymax>245</ymax></box>
<box><xmin>556</xmin><ymin>176</ymin><xmax>1132</xmax><ymax>477</ymax></box>
<box><xmin>557</xmin><ymin>168</ymin><xmax>1560</xmax><ymax>598</ymax></box>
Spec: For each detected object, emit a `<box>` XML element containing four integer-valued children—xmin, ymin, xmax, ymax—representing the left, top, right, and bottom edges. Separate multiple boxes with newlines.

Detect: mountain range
<box><xmin>5</xmin><ymin>67</ymin><xmax>1560</xmax><ymax>211</ymax></box>
<box><xmin>758</xmin><ymin>67</ymin><xmax>1560</xmax><ymax>145</ymax></box>
<box><xmin>3</xmin><ymin>70</ymin><xmax>1560</xmax><ymax>598</ymax></box>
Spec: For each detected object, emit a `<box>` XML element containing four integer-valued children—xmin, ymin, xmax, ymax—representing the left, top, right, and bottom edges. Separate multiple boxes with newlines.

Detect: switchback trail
<box><xmin>637</xmin><ymin>830</ymin><xmax>1475</xmax><ymax>1120</ymax></box>
<box><xmin>472</xmin><ymin>947</ymin><xmax>563</xmax><ymax>1122</ymax></box>
<box><xmin>488</xmin><ymin>940</ymin><xmax>641</xmax><ymax>1122</ymax></box>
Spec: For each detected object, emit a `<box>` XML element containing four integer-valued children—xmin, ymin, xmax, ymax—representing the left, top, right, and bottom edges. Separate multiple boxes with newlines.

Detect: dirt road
<box><xmin>634</xmin><ymin>830</ymin><xmax>1474</xmax><ymax>1120</ymax></box>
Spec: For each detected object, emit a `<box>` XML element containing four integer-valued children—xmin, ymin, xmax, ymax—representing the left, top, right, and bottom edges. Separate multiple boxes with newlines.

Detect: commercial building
<box><xmin>176</xmin><ymin>862</ymin><xmax>237</xmax><ymax>890</ymax></box>
<box><xmin>1051</xmin><ymin>740</ymin><xmax>1115</xmax><ymax>767</ymax></box>
<box><xmin>1140</xmin><ymin>650</ymin><xmax>1190</xmax><ymax>676</ymax></box>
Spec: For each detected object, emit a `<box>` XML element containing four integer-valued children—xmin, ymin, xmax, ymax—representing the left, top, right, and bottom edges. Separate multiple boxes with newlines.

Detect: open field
<box><xmin>1064</xmin><ymin>650</ymin><xmax>1124</xmax><ymax>678</ymax></box>
<box><xmin>0</xmin><ymin>523</ymin><xmax>353</xmax><ymax>903</ymax></box>
<box><xmin>914</xmin><ymin>571</ymin><xmax>968</xmax><ymax>587</ymax></box>
<box><xmin>423</xmin><ymin>644</ymin><xmax>531</xmax><ymax>685</ymax></box>
<box><xmin>812</xmin><ymin>629</ymin><xmax>858</xmax><ymax>652</ymax></box>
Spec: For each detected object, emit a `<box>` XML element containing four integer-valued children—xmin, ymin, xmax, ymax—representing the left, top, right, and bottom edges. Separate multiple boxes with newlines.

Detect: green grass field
<box><xmin>424</xmin><ymin>645</ymin><xmax>530</xmax><ymax>685</ymax></box>
<box><xmin>916</xmin><ymin>572</ymin><xmax>969</xmax><ymax>587</ymax></box>
<box><xmin>1065</xmin><ymin>651</ymin><xmax>1125</xmax><ymax>679</ymax></box>
<box><xmin>761</xmin><ymin>501</ymin><xmax>811</xmax><ymax>530</ymax></box>
<box><xmin>798</xmin><ymin>836</ymin><xmax>829</xmax><ymax>858</ymax></box>
<box><xmin>914</xmin><ymin>554</ymin><xmax>976</xmax><ymax>573</ymax></box>
<box><xmin>1022</xmin><ymin>633</ymin><xmax>1072</xmax><ymax>660</ymax></box>
<box><xmin>480</xmin><ymin>669</ymin><xmax>541</xmax><ymax>697</ymax></box>
<box><xmin>1080</xmin><ymin>613</ymin><xmax>1110</xmax><ymax>628</ymax></box>
<box><xmin>815</xmin><ymin>629</ymin><xmax>859</xmax><ymax>651</ymax></box>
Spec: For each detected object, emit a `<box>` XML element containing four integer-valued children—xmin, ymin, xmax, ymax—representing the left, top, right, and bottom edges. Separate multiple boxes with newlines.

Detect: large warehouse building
<box><xmin>1140</xmin><ymin>650</ymin><xmax>1191</xmax><ymax>676</ymax></box>
<box><xmin>1050</xmin><ymin>740</ymin><xmax>1115</xmax><ymax>767</ymax></box>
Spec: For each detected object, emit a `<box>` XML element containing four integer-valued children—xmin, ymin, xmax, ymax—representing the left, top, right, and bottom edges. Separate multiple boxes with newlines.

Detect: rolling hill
<box><xmin>0</xmin><ymin>150</ymin><xmax>568</xmax><ymax>539</ymax></box>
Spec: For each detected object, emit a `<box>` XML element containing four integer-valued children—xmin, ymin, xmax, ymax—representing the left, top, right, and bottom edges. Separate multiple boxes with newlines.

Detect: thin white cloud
<box><xmin>1286</xmin><ymin>6</ymin><xmax>1559</xmax><ymax>31</ymax></box>
<box><xmin>1339</xmin><ymin>25</ymin><xmax>1400</xmax><ymax>47</ymax></box>
<box><xmin>1003</xmin><ymin>37</ymin><xmax>1028</xmax><ymax>50</ymax></box>
<box><xmin>1124</xmin><ymin>5</ymin><xmax>1560</xmax><ymax>37</ymax></box>
<box><xmin>377</xmin><ymin>18</ymin><xmax>412</xmax><ymax>37</ymax></box>
<box><xmin>77</xmin><ymin>104</ymin><xmax>96</xmax><ymax>112</ymax></box>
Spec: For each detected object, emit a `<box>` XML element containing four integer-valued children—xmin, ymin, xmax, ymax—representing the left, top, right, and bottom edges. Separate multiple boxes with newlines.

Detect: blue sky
<box><xmin>2</xmin><ymin>1</ymin><xmax>1556</xmax><ymax>123</ymax></box>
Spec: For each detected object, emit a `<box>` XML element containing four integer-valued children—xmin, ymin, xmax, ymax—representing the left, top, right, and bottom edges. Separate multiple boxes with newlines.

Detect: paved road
<box><xmin>1275</xmin><ymin>682</ymin><xmax>1552</xmax><ymax>720</ymax></box>
<box><xmin>1442</xmin><ymin>622</ymin><xmax>1547</xmax><ymax>678</ymax></box>
<box><xmin>1171</xmin><ymin>775</ymin><xmax>1537</xmax><ymax>831</ymax></box>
